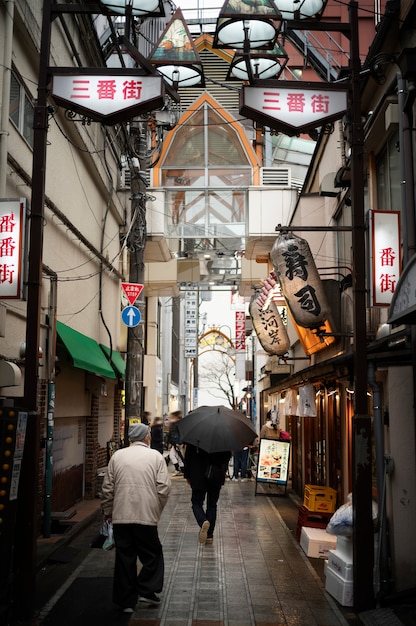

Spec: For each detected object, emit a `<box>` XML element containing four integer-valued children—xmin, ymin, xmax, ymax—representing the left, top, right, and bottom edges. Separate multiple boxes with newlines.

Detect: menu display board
<box><xmin>256</xmin><ymin>438</ymin><xmax>290</xmax><ymax>486</ymax></box>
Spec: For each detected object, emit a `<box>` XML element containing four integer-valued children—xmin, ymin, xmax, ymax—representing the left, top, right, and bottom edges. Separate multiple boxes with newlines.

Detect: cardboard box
<box><xmin>300</xmin><ymin>526</ymin><xmax>337</xmax><ymax>559</ymax></box>
<box><xmin>304</xmin><ymin>484</ymin><xmax>337</xmax><ymax>513</ymax></box>
<box><xmin>327</xmin><ymin>549</ymin><xmax>353</xmax><ymax>581</ymax></box>
<box><xmin>325</xmin><ymin>566</ymin><xmax>354</xmax><ymax>607</ymax></box>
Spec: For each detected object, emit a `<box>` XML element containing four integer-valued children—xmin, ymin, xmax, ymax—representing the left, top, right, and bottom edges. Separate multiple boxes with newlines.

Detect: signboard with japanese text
<box><xmin>255</xmin><ymin>438</ymin><xmax>290</xmax><ymax>495</ymax></box>
<box><xmin>121</xmin><ymin>282</ymin><xmax>143</xmax><ymax>305</ymax></box>
<box><xmin>0</xmin><ymin>199</ymin><xmax>26</xmax><ymax>299</ymax></box>
<box><xmin>235</xmin><ymin>310</ymin><xmax>246</xmax><ymax>351</ymax></box>
<box><xmin>240</xmin><ymin>81</ymin><xmax>348</xmax><ymax>136</ymax></box>
<box><xmin>371</xmin><ymin>210</ymin><xmax>401</xmax><ymax>306</ymax></box>
<box><xmin>51</xmin><ymin>70</ymin><xmax>164</xmax><ymax>125</ymax></box>
<box><xmin>185</xmin><ymin>289</ymin><xmax>198</xmax><ymax>358</ymax></box>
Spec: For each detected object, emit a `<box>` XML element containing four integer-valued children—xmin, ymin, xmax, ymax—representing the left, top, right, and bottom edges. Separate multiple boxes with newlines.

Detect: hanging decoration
<box><xmin>270</xmin><ymin>232</ymin><xmax>330</xmax><ymax>329</ymax></box>
<box><xmin>297</xmin><ymin>383</ymin><xmax>317</xmax><ymax>417</ymax></box>
<box><xmin>249</xmin><ymin>295</ymin><xmax>290</xmax><ymax>356</ymax></box>
<box><xmin>282</xmin><ymin>388</ymin><xmax>298</xmax><ymax>416</ymax></box>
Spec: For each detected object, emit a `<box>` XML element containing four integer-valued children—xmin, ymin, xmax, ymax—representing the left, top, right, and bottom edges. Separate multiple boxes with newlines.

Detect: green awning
<box><xmin>56</xmin><ymin>321</ymin><xmax>116</xmax><ymax>379</ymax></box>
<box><xmin>100</xmin><ymin>344</ymin><xmax>126</xmax><ymax>379</ymax></box>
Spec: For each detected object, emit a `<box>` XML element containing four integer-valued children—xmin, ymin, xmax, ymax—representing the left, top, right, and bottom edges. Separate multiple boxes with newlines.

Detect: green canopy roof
<box><xmin>100</xmin><ymin>344</ymin><xmax>126</xmax><ymax>379</ymax></box>
<box><xmin>56</xmin><ymin>321</ymin><xmax>116</xmax><ymax>379</ymax></box>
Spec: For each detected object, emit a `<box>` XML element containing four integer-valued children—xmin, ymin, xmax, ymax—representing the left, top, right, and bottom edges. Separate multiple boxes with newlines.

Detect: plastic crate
<box><xmin>303</xmin><ymin>484</ymin><xmax>337</xmax><ymax>513</ymax></box>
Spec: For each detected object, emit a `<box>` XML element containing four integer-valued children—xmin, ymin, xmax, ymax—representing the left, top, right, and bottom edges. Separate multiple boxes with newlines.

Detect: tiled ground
<box><xmin>127</xmin><ymin>476</ymin><xmax>349</xmax><ymax>625</ymax></box>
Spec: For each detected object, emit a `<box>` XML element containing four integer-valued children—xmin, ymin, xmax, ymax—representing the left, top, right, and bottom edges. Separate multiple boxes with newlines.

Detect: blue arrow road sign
<box><xmin>121</xmin><ymin>305</ymin><xmax>141</xmax><ymax>327</ymax></box>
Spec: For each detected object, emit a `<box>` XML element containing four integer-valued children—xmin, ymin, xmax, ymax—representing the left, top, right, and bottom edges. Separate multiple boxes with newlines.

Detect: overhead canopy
<box><xmin>100</xmin><ymin>344</ymin><xmax>126</xmax><ymax>379</ymax></box>
<box><xmin>56</xmin><ymin>321</ymin><xmax>116</xmax><ymax>379</ymax></box>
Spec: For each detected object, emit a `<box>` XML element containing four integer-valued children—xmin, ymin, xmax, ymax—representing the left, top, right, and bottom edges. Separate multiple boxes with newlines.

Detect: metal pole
<box><xmin>13</xmin><ymin>0</ymin><xmax>52</xmax><ymax>619</ymax></box>
<box><xmin>349</xmin><ymin>1</ymin><xmax>375</xmax><ymax>611</ymax></box>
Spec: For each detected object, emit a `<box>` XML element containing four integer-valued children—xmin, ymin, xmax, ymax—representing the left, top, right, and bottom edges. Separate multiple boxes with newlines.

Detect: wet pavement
<box><xmin>27</xmin><ymin>473</ymin><xmax>416</xmax><ymax>625</ymax></box>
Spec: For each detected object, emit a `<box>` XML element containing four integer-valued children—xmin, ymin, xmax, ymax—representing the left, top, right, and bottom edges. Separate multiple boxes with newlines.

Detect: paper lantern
<box><xmin>249</xmin><ymin>296</ymin><xmax>290</xmax><ymax>356</ymax></box>
<box><xmin>270</xmin><ymin>232</ymin><xmax>330</xmax><ymax>328</ymax></box>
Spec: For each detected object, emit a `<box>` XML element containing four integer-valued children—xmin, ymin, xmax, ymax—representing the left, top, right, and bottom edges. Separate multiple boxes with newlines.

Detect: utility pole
<box><xmin>124</xmin><ymin>136</ymin><xmax>147</xmax><ymax>443</ymax></box>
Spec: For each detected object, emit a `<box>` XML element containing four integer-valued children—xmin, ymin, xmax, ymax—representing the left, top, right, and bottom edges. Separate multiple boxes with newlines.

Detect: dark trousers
<box><xmin>191</xmin><ymin>487</ymin><xmax>221</xmax><ymax>537</ymax></box>
<box><xmin>112</xmin><ymin>523</ymin><xmax>164</xmax><ymax>609</ymax></box>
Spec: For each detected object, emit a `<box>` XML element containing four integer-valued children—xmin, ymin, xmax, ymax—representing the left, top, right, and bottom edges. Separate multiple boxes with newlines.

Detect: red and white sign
<box><xmin>235</xmin><ymin>310</ymin><xmax>246</xmax><ymax>352</ymax></box>
<box><xmin>371</xmin><ymin>210</ymin><xmax>401</xmax><ymax>306</ymax></box>
<box><xmin>51</xmin><ymin>71</ymin><xmax>164</xmax><ymax>125</ymax></box>
<box><xmin>240</xmin><ymin>81</ymin><xmax>348</xmax><ymax>136</ymax></box>
<box><xmin>121</xmin><ymin>282</ymin><xmax>144</xmax><ymax>305</ymax></box>
<box><xmin>0</xmin><ymin>199</ymin><xmax>26</xmax><ymax>299</ymax></box>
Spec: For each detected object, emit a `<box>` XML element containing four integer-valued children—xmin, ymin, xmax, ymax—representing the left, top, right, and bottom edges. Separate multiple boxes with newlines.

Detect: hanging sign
<box><xmin>240</xmin><ymin>81</ymin><xmax>348</xmax><ymax>136</ymax></box>
<box><xmin>235</xmin><ymin>310</ymin><xmax>246</xmax><ymax>351</ymax></box>
<box><xmin>249</xmin><ymin>296</ymin><xmax>290</xmax><ymax>356</ymax></box>
<box><xmin>371</xmin><ymin>210</ymin><xmax>401</xmax><ymax>306</ymax></box>
<box><xmin>0</xmin><ymin>199</ymin><xmax>26</xmax><ymax>299</ymax></box>
<box><xmin>51</xmin><ymin>70</ymin><xmax>164</xmax><ymax>125</ymax></box>
<box><xmin>271</xmin><ymin>232</ymin><xmax>330</xmax><ymax>329</ymax></box>
<box><xmin>121</xmin><ymin>282</ymin><xmax>143</xmax><ymax>305</ymax></box>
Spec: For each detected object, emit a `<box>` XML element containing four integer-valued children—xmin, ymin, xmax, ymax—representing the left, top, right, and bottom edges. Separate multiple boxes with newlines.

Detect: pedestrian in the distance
<box><xmin>150</xmin><ymin>416</ymin><xmax>164</xmax><ymax>455</ymax></box>
<box><xmin>101</xmin><ymin>422</ymin><xmax>171</xmax><ymax>613</ymax></box>
<box><xmin>183</xmin><ymin>443</ymin><xmax>231</xmax><ymax>544</ymax></box>
<box><xmin>232</xmin><ymin>446</ymin><xmax>249</xmax><ymax>481</ymax></box>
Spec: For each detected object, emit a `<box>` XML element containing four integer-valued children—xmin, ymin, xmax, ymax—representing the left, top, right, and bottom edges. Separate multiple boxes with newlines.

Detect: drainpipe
<box><xmin>43</xmin><ymin>265</ymin><xmax>57</xmax><ymax>538</ymax></box>
<box><xmin>0</xmin><ymin>0</ymin><xmax>15</xmax><ymax>195</ymax></box>
<box><xmin>367</xmin><ymin>360</ymin><xmax>391</xmax><ymax>598</ymax></box>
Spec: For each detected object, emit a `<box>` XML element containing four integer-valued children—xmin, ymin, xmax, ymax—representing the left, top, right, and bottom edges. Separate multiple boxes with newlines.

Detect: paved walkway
<box><xmin>37</xmin><ymin>475</ymin><xmax>351</xmax><ymax>626</ymax></box>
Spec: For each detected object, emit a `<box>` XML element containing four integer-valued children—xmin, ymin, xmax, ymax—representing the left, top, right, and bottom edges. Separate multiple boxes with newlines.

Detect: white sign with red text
<box><xmin>0</xmin><ymin>199</ymin><xmax>26</xmax><ymax>299</ymax></box>
<box><xmin>371</xmin><ymin>210</ymin><xmax>401</xmax><ymax>306</ymax></box>
<box><xmin>241</xmin><ymin>82</ymin><xmax>348</xmax><ymax>136</ymax></box>
<box><xmin>51</xmin><ymin>72</ymin><xmax>164</xmax><ymax>124</ymax></box>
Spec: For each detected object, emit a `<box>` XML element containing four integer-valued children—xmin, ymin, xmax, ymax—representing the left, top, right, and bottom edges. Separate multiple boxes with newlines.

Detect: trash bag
<box><xmin>326</xmin><ymin>501</ymin><xmax>353</xmax><ymax>536</ymax></box>
<box><xmin>326</xmin><ymin>494</ymin><xmax>379</xmax><ymax>537</ymax></box>
<box><xmin>90</xmin><ymin>520</ymin><xmax>114</xmax><ymax>549</ymax></box>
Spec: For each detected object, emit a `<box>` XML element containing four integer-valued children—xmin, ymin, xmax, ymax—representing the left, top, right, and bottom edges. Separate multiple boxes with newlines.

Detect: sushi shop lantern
<box><xmin>270</xmin><ymin>232</ymin><xmax>330</xmax><ymax>329</ymax></box>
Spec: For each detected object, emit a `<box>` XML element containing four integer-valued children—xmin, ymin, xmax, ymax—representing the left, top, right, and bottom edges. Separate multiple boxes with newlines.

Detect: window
<box><xmin>376</xmin><ymin>130</ymin><xmax>400</xmax><ymax>212</ymax></box>
<box><xmin>161</xmin><ymin>102</ymin><xmax>252</xmax><ymax>240</ymax></box>
<box><xmin>9</xmin><ymin>72</ymin><xmax>34</xmax><ymax>148</ymax></box>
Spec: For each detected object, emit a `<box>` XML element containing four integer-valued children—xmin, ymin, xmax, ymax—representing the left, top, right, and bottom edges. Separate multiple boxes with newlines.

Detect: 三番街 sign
<box><xmin>51</xmin><ymin>69</ymin><xmax>164</xmax><ymax>125</ymax></box>
<box><xmin>240</xmin><ymin>81</ymin><xmax>348</xmax><ymax>136</ymax></box>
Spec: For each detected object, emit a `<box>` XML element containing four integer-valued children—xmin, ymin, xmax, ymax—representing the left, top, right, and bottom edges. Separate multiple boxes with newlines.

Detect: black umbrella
<box><xmin>177</xmin><ymin>405</ymin><xmax>257</xmax><ymax>453</ymax></box>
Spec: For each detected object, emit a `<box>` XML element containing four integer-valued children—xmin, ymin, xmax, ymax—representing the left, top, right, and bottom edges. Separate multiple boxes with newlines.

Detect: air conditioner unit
<box><xmin>260</xmin><ymin>167</ymin><xmax>291</xmax><ymax>186</ymax></box>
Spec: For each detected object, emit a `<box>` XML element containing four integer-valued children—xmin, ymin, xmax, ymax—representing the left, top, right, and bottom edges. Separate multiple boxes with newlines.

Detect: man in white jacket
<box><xmin>101</xmin><ymin>422</ymin><xmax>171</xmax><ymax>613</ymax></box>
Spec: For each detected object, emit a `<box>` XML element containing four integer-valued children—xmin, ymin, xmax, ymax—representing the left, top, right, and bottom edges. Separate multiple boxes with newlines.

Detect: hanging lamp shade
<box><xmin>227</xmin><ymin>42</ymin><xmax>288</xmax><ymax>81</ymax></box>
<box><xmin>149</xmin><ymin>9</ymin><xmax>204</xmax><ymax>87</ymax></box>
<box><xmin>276</xmin><ymin>0</ymin><xmax>327</xmax><ymax>21</ymax></box>
<box><xmin>249</xmin><ymin>295</ymin><xmax>290</xmax><ymax>356</ymax></box>
<box><xmin>213</xmin><ymin>0</ymin><xmax>283</xmax><ymax>51</ymax></box>
<box><xmin>99</xmin><ymin>0</ymin><xmax>165</xmax><ymax>17</ymax></box>
<box><xmin>270</xmin><ymin>232</ymin><xmax>330</xmax><ymax>329</ymax></box>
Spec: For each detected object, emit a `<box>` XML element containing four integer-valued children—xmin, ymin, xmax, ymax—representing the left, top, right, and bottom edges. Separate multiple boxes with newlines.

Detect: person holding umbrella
<box><xmin>183</xmin><ymin>444</ymin><xmax>231</xmax><ymax>544</ymax></box>
<box><xmin>179</xmin><ymin>405</ymin><xmax>257</xmax><ymax>544</ymax></box>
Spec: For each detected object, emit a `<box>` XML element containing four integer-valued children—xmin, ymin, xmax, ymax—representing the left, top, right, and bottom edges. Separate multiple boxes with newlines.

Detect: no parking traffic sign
<box><xmin>121</xmin><ymin>305</ymin><xmax>141</xmax><ymax>327</ymax></box>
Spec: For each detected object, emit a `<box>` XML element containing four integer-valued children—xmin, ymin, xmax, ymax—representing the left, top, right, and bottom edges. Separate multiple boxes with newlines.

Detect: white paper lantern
<box><xmin>249</xmin><ymin>296</ymin><xmax>290</xmax><ymax>356</ymax></box>
<box><xmin>270</xmin><ymin>232</ymin><xmax>330</xmax><ymax>329</ymax></box>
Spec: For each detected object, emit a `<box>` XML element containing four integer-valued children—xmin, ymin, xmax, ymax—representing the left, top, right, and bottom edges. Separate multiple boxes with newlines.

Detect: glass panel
<box><xmin>23</xmin><ymin>94</ymin><xmax>34</xmax><ymax>147</ymax></box>
<box><xmin>207</xmin><ymin>108</ymin><xmax>251</xmax><ymax>166</ymax></box>
<box><xmin>162</xmin><ymin>169</ymin><xmax>205</xmax><ymax>187</ymax></box>
<box><xmin>9</xmin><ymin>74</ymin><xmax>20</xmax><ymax>127</ymax></box>
<box><xmin>208</xmin><ymin>169</ymin><xmax>251</xmax><ymax>186</ymax></box>
<box><xmin>163</xmin><ymin>109</ymin><xmax>205</xmax><ymax>166</ymax></box>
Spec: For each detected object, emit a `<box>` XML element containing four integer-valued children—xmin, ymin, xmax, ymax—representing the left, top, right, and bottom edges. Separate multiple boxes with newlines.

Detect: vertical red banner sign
<box><xmin>235</xmin><ymin>311</ymin><xmax>246</xmax><ymax>351</ymax></box>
